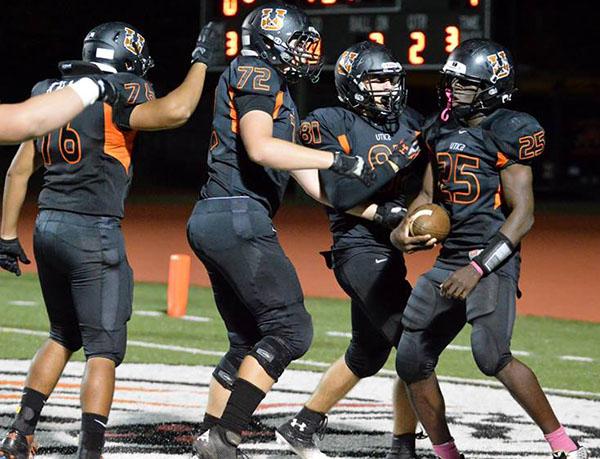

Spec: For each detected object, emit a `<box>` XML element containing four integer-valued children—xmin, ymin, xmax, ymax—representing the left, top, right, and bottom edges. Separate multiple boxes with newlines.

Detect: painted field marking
<box><xmin>2</xmin><ymin>326</ymin><xmax>599</xmax><ymax>400</ymax></box>
<box><xmin>7</xmin><ymin>300</ymin><xmax>37</xmax><ymax>307</ymax></box>
<box><xmin>560</xmin><ymin>355</ymin><xmax>594</xmax><ymax>363</ymax></box>
<box><xmin>134</xmin><ymin>310</ymin><xmax>211</xmax><ymax>323</ymax></box>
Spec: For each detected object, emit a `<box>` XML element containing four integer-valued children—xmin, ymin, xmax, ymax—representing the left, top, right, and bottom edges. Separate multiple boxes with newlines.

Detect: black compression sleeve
<box><xmin>235</xmin><ymin>94</ymin><xmax>276</xmax><ymax>119</ymax></box>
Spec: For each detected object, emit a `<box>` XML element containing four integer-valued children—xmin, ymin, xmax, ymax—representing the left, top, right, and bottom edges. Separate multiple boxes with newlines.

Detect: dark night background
<box><xmin>0</xmin><ymin>0</ymin><xmax>598</xmax><ymax>204</ymax></box>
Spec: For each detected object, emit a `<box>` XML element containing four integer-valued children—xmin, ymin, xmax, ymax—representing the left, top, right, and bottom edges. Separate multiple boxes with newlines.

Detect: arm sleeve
<box><xmin>489</xmin><ymin>112</ymin><xmax>545</xmax><ymax>169</ymax></box>
<box><xmin>300</xmin><ymin>109</ymin><xmax>398</xmax><ymax>211</ymax></box>
<box><xmin>111</xmin><ymin>74</ymin><xmax>156</xmax><ymax>131</ymax></box>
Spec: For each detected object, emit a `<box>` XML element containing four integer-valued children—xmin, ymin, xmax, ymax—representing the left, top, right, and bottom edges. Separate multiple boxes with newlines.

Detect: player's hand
<box><xmin>440</xmin><ymin>264</ymin><xmax>482</xmax><ymax>300</ymax></box>
<box><xmin>373</xmin><ymin>200</ymin><xmax>407</xmax><ymax>230</ymax></box>
<box><xmin>388</xmin><ymin>139</ymin><xmax>419</xmax><ymax>169</ymax></box>
<box><xmin>0</xmin><ymin>238</ymin><xmax>31</xmax><ymax>277</ymax></box>
<box><xmin>88</xmin><ymin>76</ymin><xmax>120</xmax><ymax>105</ymax></box>
<box><xmin>390</xmin><ymin>216</ymin><xmax>436</xmax><ymax>253</ymax></box>
<box><xmin>330</xmin><ymin>151</ymin><xmax>375</xmax><ymax>185</ymax></box>
<box><xmin>191</xmin><ymin>21</ymin><xmax>223</xmax><ymax>67</ymax></box>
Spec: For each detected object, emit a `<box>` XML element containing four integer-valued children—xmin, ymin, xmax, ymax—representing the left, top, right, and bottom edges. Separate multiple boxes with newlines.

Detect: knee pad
<box><xmin>471</xmin><ymin>324</ymin><xmax>513</xmax><ymax>376</ymax></box>
<box><xmin>395</xmin><ymin>330</ymin><xmax>438</xmax><ymax>384</ymax></box>
<box><xmin>49</xmin><ymin>325</ymin><xmax>83</xmax><ymax>353</ymax></box>
<box><xmin>82</xmin><ymin>326</ymin><xmax>127</xmax><ymax>367</ymax></box>
<box><xmin>345</xmin><ymin>340</ymin><xmax>391</xmax><ymax>378</ymax></box>
<box><xmin>284</xmin><ymin>309</ymin><xmax>314</xmax><ymax>360</ymax></box>
<box><xmin>248</xmin><ymin>336</ymin><xmax>293</xmax><ymax>381</ymax></box>
<box><xmin>213</xmin><ymin>345</ymin><xmax>251</xmax><ymax>390</ymax></box>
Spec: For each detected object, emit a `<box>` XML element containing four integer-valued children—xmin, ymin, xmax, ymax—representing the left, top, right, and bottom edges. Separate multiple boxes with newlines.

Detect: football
<box><xmin>408</xmin><ymin>203</ymin><xmax>451</xmax><ymax>242</ymax></box>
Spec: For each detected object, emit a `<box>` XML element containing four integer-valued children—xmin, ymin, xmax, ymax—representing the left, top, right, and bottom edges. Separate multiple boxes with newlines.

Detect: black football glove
<box><xmin>388</xmin><ymin>139</ymin><xmax>420</xmax><ymax>169</ymax></box>
<box><xmin>373</xmin><ymin>200</ymin><xmax>408</xmax><ymax>230</ymax></box>
<box><xmin>0</xmin><ymin>238</ymin><xmax>31</xmax><ymax>277</ymax></box>
<box><xmin>329</xmin><ymin>151</ymin><xmax>374</xmax><ymax>185</ymax></box>
<box><xmin>191</xmin><ymin>21</ymin><xmax>223</xmax><ymax>67</ymax></box>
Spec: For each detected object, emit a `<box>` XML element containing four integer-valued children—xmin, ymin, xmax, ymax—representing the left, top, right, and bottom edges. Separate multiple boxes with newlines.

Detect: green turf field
<box><xmin>1</xmin><ymin>272</ymin><xmax>599</xmax><ymax>397</ymax></box>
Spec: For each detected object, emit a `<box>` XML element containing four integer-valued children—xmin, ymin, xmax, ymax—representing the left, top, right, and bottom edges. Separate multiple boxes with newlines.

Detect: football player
<box><xmin>391</xmin><ymin>39</ymin><xmax>588</xmax><ymax>459</ymax></box>
<box><xmin>276</xmin><ymin>41</ymin><xmax>428</xmax><ymax>459</ymax></box>
<box><xmin>0</xmin><ymin>73</ymin><xmax>117</xmax><ymax>145</ymax></box>
<box><xmin>186</xmin><ymin>3</ymin><xmax>374</xmax><ymax>458</ymax></box>
<box><xmin>0</xmin><ymin>21</ymin><xmax>219</xmax><ymax>459</ymax></box>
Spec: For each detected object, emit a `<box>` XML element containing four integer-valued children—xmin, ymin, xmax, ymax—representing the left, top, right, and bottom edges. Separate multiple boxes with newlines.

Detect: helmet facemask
<box><xmin>438</xmin><ymin>71</ymin><xmax>515</xmax><ymax>122</ymax></box>
<box><xmin>270</xmin><ymin>27</ymin><xmax>323</xmax><ymax>83</ymax></box>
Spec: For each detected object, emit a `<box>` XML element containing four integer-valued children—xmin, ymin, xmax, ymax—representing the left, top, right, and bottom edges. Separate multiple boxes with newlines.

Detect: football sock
<box><xmin>219</xmin><ymin>378</ymin><xmax>266</xmax><ymax>436</ymax></box>
<box><xmin>80</xmin><ymin>413</ymin><xmax>108</xmax><ymax>453</ymax></box>
<box><xmin>433</xmin><ymin>439</ymin><xmax>461</xmax><ymax>459</ymax></box>
<box><xmin>294</xmin><ymin>406</ymin><xmax>326</xmax><ymax>435</ymax></box>
<box><xmin>544</xmin><ymin>425</ymin><xmax>577</xmax><ymax>453</ymax></box>
<box><xmin>11</xmin><ymin>387</ymin><xmax>48</xmax><ymax>435</ymax></box>
<box><xmin>391</xmin><ymin>432</ymin><xmax>417</xmax><ymax>452</ymax></box>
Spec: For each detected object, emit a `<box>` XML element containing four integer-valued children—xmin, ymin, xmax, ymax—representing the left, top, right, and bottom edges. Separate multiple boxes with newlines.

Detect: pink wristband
<box><xmin>470</xmin><ymin>260</ymin><xmax>484</xmax><ymax>275</ymax></box>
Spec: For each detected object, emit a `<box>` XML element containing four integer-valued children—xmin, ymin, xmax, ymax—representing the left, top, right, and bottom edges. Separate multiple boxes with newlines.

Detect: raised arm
<box><xmin>0</xmin><ymin>78</ymin><xmax>114</xmax><ymax>145</ymax></box>
<box><xmin>128</xmin><ymin>22</ymin><xmax>220</xmax><ymax>131</ymax></box>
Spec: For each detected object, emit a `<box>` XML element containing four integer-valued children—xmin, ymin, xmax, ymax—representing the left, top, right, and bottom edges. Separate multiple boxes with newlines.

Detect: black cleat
<box><xmin>76</xmin><ymin>447</ymin><xmax>103</xmax><ymax>459</ymax></box>
<box><xmin>191</xmin><ymin>425</ymin><xmax>247</xmax><ymax>459</ymax></box>
<box><xmin>275</xmin><ymin>416</ymin><xmax>329</xmax><ymax>458</ymax></box>
<box><xmin>0</xmin><ymin>430</ymin><xmax>37</xmax><ymax>459</ymax></box>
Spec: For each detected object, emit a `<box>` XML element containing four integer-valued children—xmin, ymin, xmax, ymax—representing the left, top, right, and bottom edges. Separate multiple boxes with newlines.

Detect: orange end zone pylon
<box><xmin>167</xmin><ymin>254</ymin><xmax>191</xmax><ymax>317</ymax></box>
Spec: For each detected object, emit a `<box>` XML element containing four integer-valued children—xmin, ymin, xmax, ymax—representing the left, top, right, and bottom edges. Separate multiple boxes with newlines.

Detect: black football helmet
<box><xmin>82</xmin><ymin>22</ymin><xmax>154</xmax><ymax>76</ymax></box>
<box><xmin>335</xmin><ymin>41</ymin><xmax>407</xmax><ymax>125</ymax></box>
<box><xmin>241</xmin><ymin>2</ymin><xmax>323</xmax><ymax>83</ymax></box>
<box><xmin>438</xmin><ymin>39</ymin><xmax>516</xmax><ymax>121</ymax></box>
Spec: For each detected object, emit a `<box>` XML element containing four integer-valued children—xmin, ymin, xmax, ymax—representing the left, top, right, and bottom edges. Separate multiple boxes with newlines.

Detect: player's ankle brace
<box><xmin>79</xmin><ymin>413</ymin><xmax>108</xmax><ymax>453</ymax></box>
<box><xmin>11</xmin><ymin>387</ymin><xmax>48</xmax><ymax>435</ymax></box>
<box><xmin>471</xmin><ymin>232</ymin><xmax>515</xmax><ymax>275</ymax></box>
<box><xmin>219</xmin><ymin>378</ymin><xmax>266</xmax><ymax>435</ymax></box>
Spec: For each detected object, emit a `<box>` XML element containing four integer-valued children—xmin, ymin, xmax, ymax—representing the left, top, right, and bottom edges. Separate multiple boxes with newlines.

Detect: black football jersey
<box><xmin>201</xmin><ymin>55</ymin><xmax>299</xmax><ymax>217</ymax></box>
<box><xmin>301</xmin><ymin>106</ymin><xmax>423</xmax><ymax>251</ymax></box>
<box><xmin>33</xmin><ymin>72</ymin><xmax>153</xmax><ymax>218</ymax></box>
<box><xmin>424</xmin><ymin>108</ymin><xmax>545</xmax><ymax>280</ymax></box>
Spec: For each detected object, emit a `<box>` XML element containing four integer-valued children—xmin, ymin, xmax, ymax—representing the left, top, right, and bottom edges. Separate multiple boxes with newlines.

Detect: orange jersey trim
<box><xmin>227</xmin><ymin>88</ymin><xmax>239</xmax><ymax>134</ymax></box>
<box><xmin>337</xmin><ymin>134</ymin><xmax>351</xmax><ymax>154</ymax></box>
<box><xmin>103</xmin><ymin>103</ymin><xmax>136</xmax><ymax>173</ymax></box>
<box><xmin>272</xmin><ymin>91</ymin><xmax>284</xmax><ymax>119</ymax></box>
<box><xmin>496</xmin><ymin>151</ymin><xmax>510</xmax><ymax>169</ymax></box>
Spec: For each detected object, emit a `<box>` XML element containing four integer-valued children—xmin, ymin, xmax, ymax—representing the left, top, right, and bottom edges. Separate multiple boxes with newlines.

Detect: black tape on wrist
<box><xmin>472</xmin><ymin>232</ymin><xmax>515</xmax><ymax>275</ymax></box>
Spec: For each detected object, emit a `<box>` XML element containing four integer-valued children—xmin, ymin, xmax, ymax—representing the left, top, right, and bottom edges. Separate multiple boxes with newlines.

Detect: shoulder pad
<box><xmin>31</xmin><ymin>79</ymin><xmax>54</xmax><ymax>97</ymax></box>
<box><xmin>230</xmin><ymin>56</ymin><xmax>281</xmax><ymax>97</ymax></box>
<box><xmin>300</xmin><ymin>107</ymin><xmax>351</xmax><ymax>151</ymax></box>
<box><xmin>109</xmin><ymin>73</ymin><xmax>155</xmax><ymax>105</ymax></box>
<box><xmin>486</xmin><ymin>109</ymin><xmax>545</xmax><ymax>165</ymax></box>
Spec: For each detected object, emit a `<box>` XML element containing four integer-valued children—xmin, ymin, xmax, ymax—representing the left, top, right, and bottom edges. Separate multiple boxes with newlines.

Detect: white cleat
<box><xmin>552</xmin><ymin>445</ymin><xmax>589</xmax><ymax>459</ymax></box>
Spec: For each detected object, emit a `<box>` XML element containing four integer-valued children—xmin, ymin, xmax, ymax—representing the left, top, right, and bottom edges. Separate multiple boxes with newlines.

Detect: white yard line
<box><xmin>560</xmin><ymin>355</ymin><xmax>594</xmax><ymax>363</ymax></box>
<box><xmin>7</xmin><ymin>300</ymin><xmax>37</xmax><ymax>307</ymax></box>
<box><xmin>2</xmin><ymin>326</ymin><xmax>598</xmax><ymax>399</ymax></box>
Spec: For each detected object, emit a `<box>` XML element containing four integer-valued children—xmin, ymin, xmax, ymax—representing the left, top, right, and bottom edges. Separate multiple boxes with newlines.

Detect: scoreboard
<box><xmin>201</xmin><ymin>0</ymin><xmax>491</xmax><ymax>70</ymax></box>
